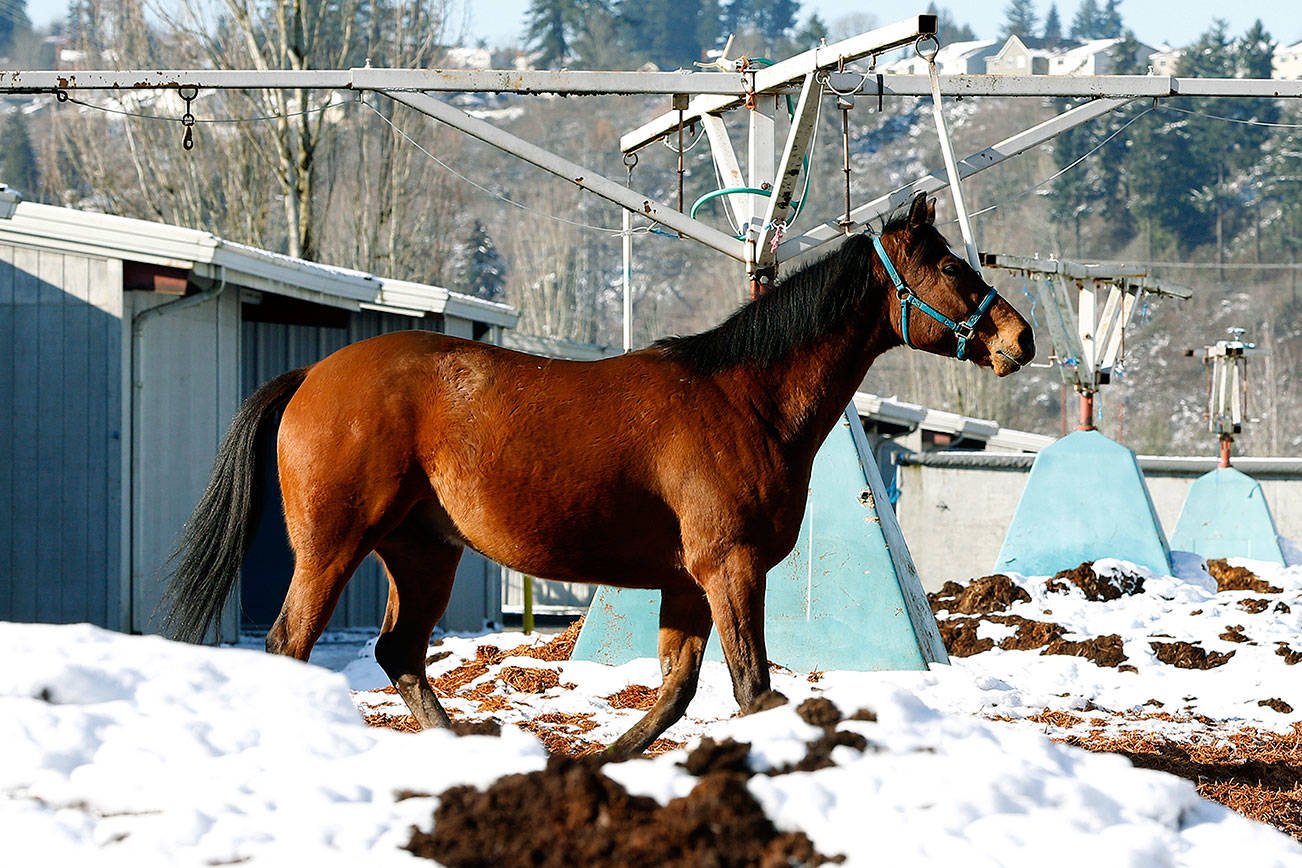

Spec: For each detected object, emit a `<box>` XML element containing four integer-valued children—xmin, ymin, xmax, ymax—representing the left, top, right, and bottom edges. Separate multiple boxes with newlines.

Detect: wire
<box><xmin>960</xmin><ymin>108</ymin><xmax>1153</xmax><ymax>222</ymax></box>
<box><xmin>363</xmin><ymin>100</ymin><xmax>639</xmax><ymax>236</ymax></box>
<box><xmin>62</xmin><ymin>94</ymin><xmax>342</xmax><ymax>124</ymax></box>
<box><xmin>1156</xmin><ymin>104</ymin><xmax>1302</xmax><ymax>129</ymax></box>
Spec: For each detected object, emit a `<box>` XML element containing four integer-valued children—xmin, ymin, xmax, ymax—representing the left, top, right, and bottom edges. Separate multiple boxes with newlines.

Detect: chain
<box><xmin>179</xmin><ymin>86</ymin><xmax>198</xmax><ymax>151</ymax></box>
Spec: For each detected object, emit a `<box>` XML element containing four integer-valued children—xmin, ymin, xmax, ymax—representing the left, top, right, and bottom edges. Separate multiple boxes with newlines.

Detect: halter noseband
<box><xmin>871</xmin><ymin>235</ymin><xmax>999</xmax><ymax>361</ymax></box>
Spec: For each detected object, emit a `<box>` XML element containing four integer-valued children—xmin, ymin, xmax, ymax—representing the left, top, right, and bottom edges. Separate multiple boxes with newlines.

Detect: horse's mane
<box><xmin>655</xmin><ymin>227</ymin><xmax>894</xmax><ymax>375</ymax></box>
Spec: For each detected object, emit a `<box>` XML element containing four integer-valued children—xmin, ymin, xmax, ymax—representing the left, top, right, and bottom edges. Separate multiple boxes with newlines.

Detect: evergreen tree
<box><xmin>927</xmin><ymin>3</ymin><xmax>977</xmax><ymax>44</ymax></box>
<box><xmin>616</xmin><ymin>0</ymin><xmax>711</xmax><ymax>68</ymax></box>
<box><xmin>1070</xmin><ymin>0</ymin><xmax>1100</xmax><ymax>39</ymax></box>
<box><xmin>0</xmin><ymin>113</ymin><xmax>40</xmax><ymax>200</ymax></box>
<box><xmin>0</xmin><ymin>0</ymin><xmax>30</xmax><ymax>53</ymax></box>
<box><xmin>1042</xmin><ymin>4</ymin><xmax>1063</xmax><ymax>46</ymax></box>
<box><xmin>1098</xmin><ymin>0</ymin><xmax>1123</xmax><ymax>39</ymax></box>
<box><xmin>794</xmin><ymin>12</ymin><xmax>828</xmax><ymax>49</ymax></box>
<box><xmin>1000</xmin><ymin>0</ymin><xmax>1038</xmax><ymax>40</ymax></box>
<box><xmin>450</xmin><ymin>220</ymin><xmax>507</xmax><ymax>302</ymax></box>
<box><xmin>525</xmin><ymin>0</ymin><xmax>611</xmax><ymax>68</ymax></box>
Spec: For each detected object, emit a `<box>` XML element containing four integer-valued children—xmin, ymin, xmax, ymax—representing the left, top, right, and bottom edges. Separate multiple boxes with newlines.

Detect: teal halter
<box><xmin>871</xmin><ymin>235</ymin><xmax>999</xmax><ymax>361</ymax></box>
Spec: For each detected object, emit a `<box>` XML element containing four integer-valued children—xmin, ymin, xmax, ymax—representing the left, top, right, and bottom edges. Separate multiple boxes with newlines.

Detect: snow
<box><xmin>4</xmin><ymin>556</ymin><xmax>1302</xmax><ymax>864</ymax></box>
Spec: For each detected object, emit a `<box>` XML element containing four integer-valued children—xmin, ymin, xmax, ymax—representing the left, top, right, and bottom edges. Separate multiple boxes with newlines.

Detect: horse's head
<box><xmin>874</xmin><ymin>194</ymin><xmax>1034</xmax><ymax>376</ymax></box>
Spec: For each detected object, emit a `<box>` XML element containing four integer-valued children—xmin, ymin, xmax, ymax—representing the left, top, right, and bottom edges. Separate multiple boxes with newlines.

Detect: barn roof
<box><xmin>0</xmin><ymin>196</ymin><xmax>519</xmax><ymax>327</ymax></box>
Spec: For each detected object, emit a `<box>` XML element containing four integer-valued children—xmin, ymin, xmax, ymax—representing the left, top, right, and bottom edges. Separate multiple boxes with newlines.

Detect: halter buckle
<box><xmin>953</xmin><ymin>321</ymin><xmax>975</xmax><ymax>341</ymax></box>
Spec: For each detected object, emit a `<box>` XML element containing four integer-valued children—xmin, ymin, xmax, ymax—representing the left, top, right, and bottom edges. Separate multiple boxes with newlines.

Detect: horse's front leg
<box><xmin>698</xmin><ymin>546</ymin><xmax>785</xmax><ymax>713</ymax></box>
<box><xmin>604</xmin><ymin>585</ymin><xmax>713</xmax><ymax>760</ymax></box>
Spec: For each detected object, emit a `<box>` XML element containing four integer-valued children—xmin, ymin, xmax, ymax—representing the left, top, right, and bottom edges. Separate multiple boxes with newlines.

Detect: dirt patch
<box><xmin>425</xmin><ymin>650</ymin><xmax>452</xmax><ymax>667</ymax></box>
<box><xmin>405</xmin><ymin>755</ymin><xmax>842</xmax><ymax>867</ymax></box>
<box><xmin>1150</xmin><ymin>641</ymin><xmax>1236</xmax><ymax>670</ymax></box>
<box><xmin>1239</xmin><ymin>598</ymin><xmax>1272</xmax><ymax>614</ymax></box>
<box><xmin>1220</xmin><ymin>625</ymin><xmax>1252</xmax><ymax>644</ymax></box>
<box><xmin>1042</xmin><ymin>634</ymin><xmax>1127</xmax><ymax>668</ymax></box>
<box><xmin>1060</xmin><ymin>722</ymin><xmax>1302</xmax><ymax>841</ymax></box>
<box><xmin>1045</xmin><ymin>561</ymin><xmax>1144</xmax><ymax>601</ymax></box>
<box><xmin>1277</xmin><ymin>602</ymin><xmax>1293</xmax><ymax>614</ymax></box>
<box><xmin>1208</xmin><ymin>559</ymin><xmax>1282</xmax><ymax>594</ymax></box>
<box><xmin>681</xmin><ymin>737</ymin><xmax>753</xmax><ymax>776</ymax></box>
<box><xmin>1259</xmin><ymin>699</ymin><xmax>1294</xmax><ymax>714</ymax></box>
<box><xmin>935</xmin><ymin>617</ymin><xmax>994</xmax><ymax>657</ymax></box>
<box><xmin>604</xmin><ymin>684</ymin><xmax>658</xmax><ymax>711</ymax></box>
<box><xmin>1276</xmin><ymin>643</ymin><xmax>1302</xmax><ymax>666</ymax></box>
<box><xmin>927</xmin><ymin>574</ymin><xmax>1030</xmax><ymax>615</ymax></box>
<box><xmin>431</xmin><ymin>661</ymin><xmax>490</xmax><ymax>696</ymax></box>
<box><xmin>499</xmin><ymin>666</ymin><xmax>562</xmax><ymax>693</ymax></box>
<box><xmin>796</xmin><ymin>697</ymin><xmax>843</xmax><ymax>728</ymax></box>
<box><xmin>991</xmin><ymin>614</ymin><xmax>1064</xmax><ymax>650</ymax></box>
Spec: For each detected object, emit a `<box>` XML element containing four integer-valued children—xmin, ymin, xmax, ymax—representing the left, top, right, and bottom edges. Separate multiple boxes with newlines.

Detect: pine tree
<box><xmin>1000</xmin><ymin>0</ymin><xmax>1038</xmax><ymax>40</ymax></box>
<box><xmin>617</xmin><ymin>0</ymin><xmax>710</xmax><ymax>68</ymax></box>
<box><xmin>794</xmin><ymin>12</ymin><xmax>828</xmax><ymax>49</ymax></box>
<box><xmin>927</xmin><ymin>3</ymin><xmax>977</xmax><ymax>44</ymax></box>
<box><xmin>0</xmin><ymin>113</ymin><xmax>40</xmax><ymax>200</ymax></box>
<box><xmin>1098</xmin><ymin>0</ymin><xmax>1123</xmax><ymax>39</ymax></box>
<box><xmin>526</xmin><ymin>0</ymin><xmax>613</xmax><ymax>68</ymax></box>
<box><xmin>525</xmin><ymin>0</ymin><xmax>571</xmax><ymax>67</ymax></box>
<box><xmin>0</xmin><ymin>0</ymin><xmax>30</xmax><ymax>53</ymax></box>
<box><xmin>450</xmin><ymin>220</ymin><xmax>507</xmax><ymax>302</ymax></box>
<box><xmin>1042</xmin><ymin>4</ymin><xmax>1063</xmax><ymax>46</ymax></box>
<box><xmin>1070</xmin><ymin>0</ymin><xmax>1100</xmax><ymax>39</ymax></box>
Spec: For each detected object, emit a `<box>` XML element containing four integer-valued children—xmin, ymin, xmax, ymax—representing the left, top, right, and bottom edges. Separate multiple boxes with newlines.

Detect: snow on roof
<box><xmin>854</xmin><ymin>390</ymin><xmax>1054</xmax><ymax>452</ymax></box>
<box><xmin>0</xmin><ymin>198</ymin><xmax>518</xmax><ymax>327</ymax></box>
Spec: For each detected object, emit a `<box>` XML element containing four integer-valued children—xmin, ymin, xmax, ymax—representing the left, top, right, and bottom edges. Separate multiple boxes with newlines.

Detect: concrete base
<box><xmin>994</xmin><ymin>429</ymin><xmax>1171</xmax><ymax>577</ymax></box>
<box><xmin>569</xmin><ymin>408</ymin><xmax>949</xmax><ymax>672</ymax></box>
<box><xmin>1171</xmin><ymin>466</ymin><xmax>1285</xmax><ymax>564</ymax></box>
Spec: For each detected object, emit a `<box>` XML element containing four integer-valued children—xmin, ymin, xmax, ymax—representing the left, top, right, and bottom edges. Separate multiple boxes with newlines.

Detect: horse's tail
<box><xmin>161</xmin><ymin>366</ymin><xmax>310</xmax><ymax>643</ymax></box>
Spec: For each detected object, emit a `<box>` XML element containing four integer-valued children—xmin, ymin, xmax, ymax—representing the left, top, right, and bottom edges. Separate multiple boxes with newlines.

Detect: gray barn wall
<box><xmin>130</xmin><ymin>288</ymin><xmax>241</xmax><ymax>638</ymax></box>
<box><xmin>895</xmin><ymin>463</ymin><xmax>1302</xmax><ymax>592</ymax></box>
<box><xmin>240</xmin><ymin>310</ymin><xmax>500</xmax><ymax>633</ymax></box>
<box><xmin>0</xmin><ymin>244</ymin><xmax>123</xmax><ymax>628</ymax></box>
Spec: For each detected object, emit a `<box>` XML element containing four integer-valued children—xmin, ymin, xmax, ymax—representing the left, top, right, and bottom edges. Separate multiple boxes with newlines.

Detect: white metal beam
<box><xmin>777</xmin><ymin>97</ymin><xmax>1134</xmax><ymax>261</ymax></box>
<box><xmin>8</xmin><ymin>69</ymin><xmax>1302</xmax><ymax>100</ymax></box>
<box><xmin>700</xmin><ymin>114</ymin><xmax>748</xmax><ymax>229</ymax></box>
<box><xmin>383</xmin><ymin>91</ymin><xmax>747</xmax><ymax>262</ymax></box>
<box><xmin>619</xmin><ymin>14</ymin><xmax>936</xmax><ymax>152</ymax></box>
<box><xmin>756</xmin><ymin>73</ymin><xmax>821</xmax><ymax>268</ymax></box>
<box><xmin>747</xmin><ymin>95</ymin><xmax>777</xmax><ymax>237</ymax></box>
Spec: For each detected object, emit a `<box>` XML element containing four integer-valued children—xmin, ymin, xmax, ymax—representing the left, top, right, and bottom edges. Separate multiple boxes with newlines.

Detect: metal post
<box><xmin>923</xmin><ymin>39</ymin><xmax>981</xmax><ymax>271</ymax></box>
<box><xmin>1078</xmin><ymin>391</ymin><xmax>1096</xmax><ymax>431</ymax></box>
<box><xmin>383</xmin><ymin>91</ymin><xmax>747</xmax><ymax>262</ymax></box>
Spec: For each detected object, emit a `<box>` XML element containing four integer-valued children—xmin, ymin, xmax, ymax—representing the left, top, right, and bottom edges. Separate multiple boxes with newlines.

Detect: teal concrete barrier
<box><xmin>993</xmin><ymin>429</ymin><xmax>1171</xmax><ymax>577</ymax></box>
<box><xmin>569</xmin><ymin>408</ymin><xmax>949</xmax><ymax>672</ymax></box>
<box><xmin>1171</xmin><ymin>466</ymin><xmax>1285</xmax><ymax>564</ymax></box>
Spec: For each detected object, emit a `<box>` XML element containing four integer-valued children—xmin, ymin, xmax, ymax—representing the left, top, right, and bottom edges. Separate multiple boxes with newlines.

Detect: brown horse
<box><xmin>165</xmin><ymin>194</ymin><xmax>1033</xmax><ymax>757</ymax></box>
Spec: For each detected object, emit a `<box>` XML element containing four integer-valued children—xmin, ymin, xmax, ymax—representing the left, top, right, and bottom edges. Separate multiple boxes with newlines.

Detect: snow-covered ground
<box><xmin>4</xmin><ymin>553</ymin><xmax>1302</xmax><ymax>865</ymax></box>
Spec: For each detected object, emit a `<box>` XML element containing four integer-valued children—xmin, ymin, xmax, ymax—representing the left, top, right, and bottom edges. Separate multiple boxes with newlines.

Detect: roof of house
<box><xmin>853</xmin><ymin>391</ymin><xmax>1054</xmax><ymax>453</ymax></box>
<box><xmin>0</xmin><ymin>195</ymin><xmax>519</xmax><ymax>327</ymax></box>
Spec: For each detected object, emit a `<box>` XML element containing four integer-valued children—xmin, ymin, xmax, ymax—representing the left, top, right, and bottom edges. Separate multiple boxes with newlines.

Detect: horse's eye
<box><xmin>941</xmin><ymin>263</ymin><xmax>962</xmax><ymax>277</ymax></box>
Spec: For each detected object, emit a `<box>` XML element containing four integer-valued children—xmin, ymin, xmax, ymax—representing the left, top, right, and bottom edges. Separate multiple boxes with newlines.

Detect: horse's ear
<box><xmin>907</xmin><ymin>192</ymin><xmax>934</xmax><ymax>227</ymax></box>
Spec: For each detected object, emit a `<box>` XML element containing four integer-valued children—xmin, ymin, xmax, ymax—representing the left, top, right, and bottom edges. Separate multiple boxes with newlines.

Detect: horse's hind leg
<box><xmin>605</xmin><ymin>585</ymin><xmax>713</xmax><ymax>760</ymax></box>
<box><xmin>372</xmin><ymin>519</ymin><xmax>462</xmax><ymax>731</ymax></box>
<box><xmin>265</xmin><ymin>542</ymin><xmax>371</xmax><ymax>661</ymax></box>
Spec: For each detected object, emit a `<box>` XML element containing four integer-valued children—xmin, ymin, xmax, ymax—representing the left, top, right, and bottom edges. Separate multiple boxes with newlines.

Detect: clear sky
<box><xmin>21</xmin><ymin>1</ymin><xmax>1302</xmax><ymax>50</ymax></box>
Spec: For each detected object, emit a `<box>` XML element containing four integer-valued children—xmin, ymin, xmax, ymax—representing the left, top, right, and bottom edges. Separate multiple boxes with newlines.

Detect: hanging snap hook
<box><xmin>178</xmin><ymin>85</ymin><xmax>198</xmax><ymax>151</ymax></box>
<box><xmin>914</xmin><ymin>34</ymin><xmax>940</xmax><ymax>64</ymax></box>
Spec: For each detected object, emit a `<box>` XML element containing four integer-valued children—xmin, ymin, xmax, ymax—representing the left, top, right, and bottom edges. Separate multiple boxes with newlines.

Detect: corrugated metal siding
<box><xmin>0</xmin><ymin>245</ymin><xmax>121</xmax><ymax>627</ymax></box>
<box><xmin>240</xmin><ymin>311</ymin><xmax>501</xmax><ymax>632</ymax></box>
<box><xmin>130</xmin><ymin>289</ymin><xmax>241</xmax><ymax>638</ymax></box>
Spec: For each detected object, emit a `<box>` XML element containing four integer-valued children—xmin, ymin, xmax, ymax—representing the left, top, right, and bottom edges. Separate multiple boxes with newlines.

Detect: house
<box><xmin>1049</xmin><ymin>37</ymin><xmax>1155</xmax><ymax>76</ymax></box>
<box><xmin>0</xmin><ymin>191</ymin><xmax>520</xmax><ymax>641</ymax></box>
<box><xmin>1148</xmin><ymin>44</ymin><xmax>1183</xmax><ymax>76</ymax></box>
<box><xmin>985</xmin><ymin>35</ymin><xmax>1053</xmax><ymax>75</ymax></box>
<box><xmin>1275</xmin><ymin>41</ymin><xmax>1302</xmax><ymax>80</ymax></box>
<box><xmin>884</xmin><ymin>39</ymin><xmax>999</xmax><ymax>76</ymax></box>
